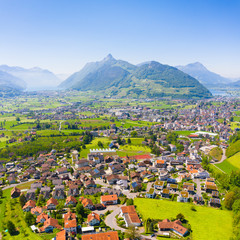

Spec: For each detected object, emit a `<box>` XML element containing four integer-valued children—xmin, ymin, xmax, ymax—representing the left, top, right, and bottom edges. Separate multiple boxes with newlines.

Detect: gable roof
<box><xmin>82</xmin><ymin>231</ymin><xmax>119</xmax><ymax>240</ymax></box>
<box><xmin>101</xmin><ymin>194</ymin><xmax>118</xmax><ymax>202</ymax></box>
<box><xmin>87</xmin><ymin>212</ymin><xmax>100</xmax><ymax>223</ymax></box>
<box><xmin>47</xmin><ymin>197</ymin><xmax>58</xmax><ymax>206</ymax></box>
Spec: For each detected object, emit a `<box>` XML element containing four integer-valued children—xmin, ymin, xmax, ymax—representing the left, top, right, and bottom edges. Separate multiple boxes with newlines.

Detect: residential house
<box><xmin>120</xmin><ymin>205</ymin><xmax>141</xmax><ymax>227</ymax></box>
<box><xmin>11</xmin><ymin>187</ymin><xmax>21</xmax><ymax>198</ymax></box>
<box><xmin>80</xmin><ymin>197</ymin><xmax>94</xmax><ymax>210</ymax></box>
<box><xmin>81</xmin><ymin>231</ymin><xmax>119</xmax><ymax>240</ymax></box>
<box><xmin>23</xmin><ymin>200</ymin><xmax>36</xmax><ymax>212</ymax></box>
<box><xmin>161</xmin><ymin>189</ymin><xmax>170</xmax><ymax>198</ymax></box>
<box><xmin>40</xmin><ymin>218</ymin><xmax>62</xmax><ymax>233</ymax></box>
<box><xmin>154</xmin><ymin>180</ymin><xmax>164</xmax><ymax>190</ymax></box>
<box><xmin>36</xmin><ymin>212</ymin><xmax>49</xmax><ymax>223</ymax></box>
<box><xmin>101</xmin><ymin>194</ymin><xmax>118</xmax><ymax>205</ymax></box>
<box><xmin>146</xmin><ymin>188</ymin><xmax>156</xmax><ymax>198</ymax></box>
<box><xmin>64</xmin><ymin>219</ymin><xmax>77</xmax><ymax>233</ymax></box>
<box><xmin>177</xmin><ymin>191</ymin><xmax>189</xmax><ymax>202</ymax></box>
<box><xmin>47</xmin><ymin>197</ymin><xmax>58</xmax><ymax>210</ymax></box>
<box><xmin>158</xmin><ymin>219</ymin><xmax>188</xmax><ymax>237</ymax></box>
<box><xmin>65</xmin><ymin>196</ymin><xmax>78</xmax><ymax>207</ymax></box>
<box><xmin>87</xmin><ymin>212</ymin><xmax>101</xmax><ymax>226</ymax></box>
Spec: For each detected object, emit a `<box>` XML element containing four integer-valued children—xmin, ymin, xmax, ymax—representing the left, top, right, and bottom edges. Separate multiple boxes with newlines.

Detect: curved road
<box><xmin>2</xmin><ymin>178</ymin><xmax>35</xmax><ymax>190</ymax></box>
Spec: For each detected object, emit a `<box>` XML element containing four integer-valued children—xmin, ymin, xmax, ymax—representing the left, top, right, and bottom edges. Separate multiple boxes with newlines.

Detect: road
<box><xmin>193</xmin><ymin>179</ymin><xmax>202</xmax><ymax>196</ymax></box>
<box><xmin>59</xmin><ymin>120</ymin><xmax>64</xmax><ymax>131</ymax></box>
<box><xmin>104</xmin><ymin>205</ymin><xmax>126</xmax><ymax>231</ymax></box>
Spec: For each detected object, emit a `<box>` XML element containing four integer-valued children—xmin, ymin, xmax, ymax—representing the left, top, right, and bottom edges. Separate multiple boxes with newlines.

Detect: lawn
<box><xmin>217</xmin><ymin>152</ymin><xmax>240</xmax><ymax>174</ymax></box>
<box><xmin>134</xmin><ymin>198</ymin><xmax>232</xmax><ymax>240</ymax></box>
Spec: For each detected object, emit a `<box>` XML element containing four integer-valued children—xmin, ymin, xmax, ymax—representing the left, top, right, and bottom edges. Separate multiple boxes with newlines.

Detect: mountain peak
<box><xmin>103</xmin><ymin>54</ymin><xmax>115</xmax><ymax>61</ymax></box>
<box><xmin>187</xmin><ymin>62</ymin><xmax>207</xmax><ymax>70</ymax></box>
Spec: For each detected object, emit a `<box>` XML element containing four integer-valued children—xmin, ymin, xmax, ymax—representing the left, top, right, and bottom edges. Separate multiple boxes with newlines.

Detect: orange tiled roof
<box><xmin>64</xmin><ymin>219</ymin><xmax>77</xmax><ymax>228</ymax></box>
<box><xmin>87</xmin><ymin>212</ymin><xmax>100</xmax><ymax>223</ymax></box>
<box><xmin>101</xmin><ymin>194</ymin><xmax>118</xmax><ymax>202</ymax></box>
<box><xmin>47</xmin><ymin>197</ymin><xmax>58</xmax><ymax>206</ymax></box>
<box><xmin>82</xmin><ymin>231</ymin><xmax>119</xmax><ymax>240</ymax></box>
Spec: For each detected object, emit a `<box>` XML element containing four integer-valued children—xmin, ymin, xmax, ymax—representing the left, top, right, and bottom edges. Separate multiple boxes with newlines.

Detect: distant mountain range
<box><xmin>176</xmin><ymin>62</ymin><xmax>233</xmax><ymax>87</ymax></box>
<box><xmin>59</xmin><ymin>54</ymin><xmax>212</xmax><ymax>99</ymax></box>
<box><xmin>0</xmin><ymin>65</ymin><xmax>61</xmax><ymax>90</ymax></box>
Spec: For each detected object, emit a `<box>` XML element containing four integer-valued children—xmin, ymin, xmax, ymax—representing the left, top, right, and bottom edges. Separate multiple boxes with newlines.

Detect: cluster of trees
<box><xmin>0</xmin><ymin>131</ymin><xmax>94</xmax><ymax>159</ymax></box>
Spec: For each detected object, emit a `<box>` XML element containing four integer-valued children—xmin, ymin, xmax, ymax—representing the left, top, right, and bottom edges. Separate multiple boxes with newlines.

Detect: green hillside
<box><xmin>59</xmin><ymin>55</ymin><xmax>212</xmax><ymax>99</ymax></box>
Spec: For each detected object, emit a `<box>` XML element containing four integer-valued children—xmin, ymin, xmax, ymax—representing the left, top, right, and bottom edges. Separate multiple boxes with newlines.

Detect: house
<box><xmin>23</xmin><ymin>200</ymin><xmax>36</xmax><ymax>212</ymax></box>
<box><xmin>210</xmin><ymin>198</ymin><xmax>221</xmax><ymax>207</ymax></box>
<box><xmin>177</xmin><ymin>191</ymin><xmax>189</xmax><ymax>202</ymax></box>
<box><xmin>56</xmin><ymin>167</ymin><xmax>68</xmax><ymax>175</ymax></box>
<box><xmin>80</xmin><ymin>197</ymin><xmax>94</xmax><ymax>210</ymax></box>
<box><xmin>154</xmin><ymin>180</ymin><xmax>164</xmax><ymax>190</ymax></box>
<box><xmin>31</xmin><ymin>206</ymin><xmax>43</xmax><ymax>216</ymax></box>
<box><xmin>146</xmin><ymin>188</ymin><xmax>156</xmax><ymax>198</ymax></box>
<box><xmin>65</xmin><ymin>196</ymin><xmax>78</xmax><ymax>207</ymax></box>
<box><xmin>64</xmin><ymin>219</ymin><xmax>77</xmax><ymax>233</ymax></box>
<box><xmin>47</xmin><ymin>197</ymin><xmax>58</xmax><ymax>210</ymax></box>
<box><xmin>169</xmin><ymin>144</ymin><xmax>177</xmax><ymax>152</ymax></box>
<box><xmin>81</xmin><ymin>231</ymin><xmax>119</xmax><ymax>240</ymax></box>
<box><xmin>68</xmin><ymin>185</ymin><xmax>79</xmax><ymax>197</ymax></box>
<box><xmin>56</xmin><ymin>230</ymin><xmax>67</xmax><ymax>240</ymax></box>
<box><xmin>36</xmin><ymin>212</ymin><xmax>49</xmax><ymax>223</ymax></box>
<box><xmin>11</xmin><ymin>187</ymin><xmax>21</xmax><ymax>198</ymax></box>
<box><xmin>63</xmin><ymin>211</ymin><xmax>76</xmax><ymax>221</ymax></box>
<box><xmin>131</xmin><ymin>181</ymin><xmax>142</xmax><ymax>192</ymax></box>
<box><xmin>120</xmin><ymin>205</ymin><xmax>141</xmax><ymax>227</ymax></box>
<box><xmin>87</xmin><ymin>212</ymin><xmax>100</xmax><ymax>226</ymax></box>
<box><xmin>155</xmin><ymin>159</ymin><xmax>166</xmax><ymax>168</ymax></box>
<box><xmin>212</xmin><ymin>191</ymin><xmax>219</xmax><ymax>198</ymax></box>
<box><xmin>158</xmin><ymin>219</ymin><xmax>188</xmax><ymax>237</ymax></box>
<box><xmin>106</xmin><ymin>174</ymin><xmax>121</xmax><ymax>185</ymax></box>
<box><xmin>168</xmin><ymin>184</ymin><xmax>178</xmax><ymax>192</ymax></box>
<box><xmin>75</xmin><ymin>159</ymin><xmax>89</xmax><ymax>169</ymax></box>
<box><xmin>7</xmin><ymin>175</ymin><xmax>16</xmax><ymax>184</ymax></box>
<box><xmin>40</xmin><ymin>218</ymin><xmax>62</xmax><ymax>233</ymax></box>
<box><xmin>26</xmin><ymin>189</ymin><xmax>36</xmax><ymax>200</ymax></box>
<box><xmin>101</xmin><ymin>194</ymin><xmax>118</xmax><ymax>205</ymax></box>
<box><xmin>85</xmin><ymin>179</ymin><xmax>96</xmax><ymax>188</ymax></box>
<box><xmin>194</xmin><ymin>195</ymin><xmax>204</xmax><ymax>204</ymax></box>
<box><xmin>161</xmin><ymin>189</ymin><xmax>170</xmax><ymax>198</ymax></box>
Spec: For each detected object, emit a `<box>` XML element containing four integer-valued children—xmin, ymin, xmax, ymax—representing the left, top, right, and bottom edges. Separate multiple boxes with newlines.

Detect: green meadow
<box><xmin>135</xmin><ymin>198</ymin><xmax>233</xmax><ymax>240</ymax></box>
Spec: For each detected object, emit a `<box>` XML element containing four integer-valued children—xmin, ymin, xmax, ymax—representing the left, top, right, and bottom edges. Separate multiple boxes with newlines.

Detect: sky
<box><xmin>0</xmin><ymin>0</ymin><xmax>239</xmax><ymax>78</ymax></box>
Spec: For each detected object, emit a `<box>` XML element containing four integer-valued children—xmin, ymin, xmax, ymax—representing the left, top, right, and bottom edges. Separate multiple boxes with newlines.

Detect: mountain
<box><xmin>176</xmin><ymin>62</ymin><xmax>232</xmax><ymax>87</ymax></box>
<box><xmin>0</xmin><ymin>65</ymin><xmax>61</xmax><ymax>90</ymax></box>
<box><xmin>0</xmin><ymin>70</ymin><xmax>26</xmax><ymax>90</ymax></box>
<box><xmin>59</xmin><ymin>55</ymin><xmax>212</xmax><ymax>99</ymax></box>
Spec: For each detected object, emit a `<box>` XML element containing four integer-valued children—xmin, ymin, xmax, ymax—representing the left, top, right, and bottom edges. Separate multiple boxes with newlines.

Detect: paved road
<box><xmin>215</xmin><ymin>148</ymin><xmax>227</xmax><ymax>164</ymax></box>
<box><xmin>2</xmin><ymin>178</ymin><xmax>35</xmax><ymax>190</ymax></box>
<box><xmin>193</xmin><ymin>179</ymin><xmax>202</xmax><ymax>196</ymax></box>
<box><xmin>105</xmin><ymin>205</ymin><xmax>126</xmax><ymax>231</ymax></box>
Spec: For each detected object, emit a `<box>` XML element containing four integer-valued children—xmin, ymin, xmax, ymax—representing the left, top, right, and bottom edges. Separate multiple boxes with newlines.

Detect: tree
<box><xmin>125</xmin><ymin>226</ymin><xmax>140</xmax><ymax>240</ymax></box>
<box><xmin>225</xmin><ymin>191</ymin><xmax>237</xmax><ymax>210</ymax></box>
<box><xmin>131</xmin><ymin>131</ymin><xmax>138</xmax><ymax>138</ymax></box>
<box><xmin>37</xmin><ymin>194</ymin><xmax>45</xmax><ymax>207</ymax></box>
<box><xmin>16</xmin><ymin>117</ymin><xmax>21</xmax><ymax>121</ymax></box>
<box><xmin>126</xmin><ymin>198</ymin><xmax>134</xmax><ymax>206</ymax></box>
<box><xmin>19</xmin><ymin>194</ymin><xmax>27</xmax><ymax>207</ymax></box>
<box><xmin>127</xmin><ymin>138</ymin><xmax>131</xmax><ymax>144</ymax></box>
<box><xmin>98</xmin><ymin>141</ymin><xmax>104</xmax><ymax>148</ymax></box>
<box><xmin>7</xmin><ymin>220</ymin><xmax>16</xmax><ymax>235</ymax></box>
<box><xmin>233</xmin><ymin>199</ymin><xmax>240</xmax><ymax>213</ymax></box>
<box><xmin>25</xmin><ymin>212</ymin><xmax>36</xmax><ymax>226</ymax></box>
<box><xmin>176</xmin><ymin>213</ymin><xmax>185</xmax><ymax>222</ymax></box>
<box><xmin>117</xmin><ymin>136</ymin><xmax>122</xmax><ymax>145</ymax></box>
<box><xmin>76</xmin><ymin>202</ymin><xmax>85</xmax><ymax>217</ymax></box>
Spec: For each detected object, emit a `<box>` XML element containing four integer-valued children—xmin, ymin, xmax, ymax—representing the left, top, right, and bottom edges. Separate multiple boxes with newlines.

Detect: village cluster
<box><xmin>4</xmin><ymin>143</ymin><xmax>221</xmax><ymax>240</ymax></box>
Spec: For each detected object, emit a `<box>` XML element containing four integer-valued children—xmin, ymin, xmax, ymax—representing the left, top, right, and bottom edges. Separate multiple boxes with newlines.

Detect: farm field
<box><xmin>217</xmin><ymin>152</ymin><xmax>240</xmax><ymax>174</ymax></box>
<box><xmin>134</xmin><ymin>198</ymin><xmax>232</xmax><ymax>240</ymax></box>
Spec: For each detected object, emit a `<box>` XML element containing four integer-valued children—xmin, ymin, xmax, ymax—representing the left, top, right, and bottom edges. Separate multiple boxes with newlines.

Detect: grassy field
<box><xmin>217</xmin><ymin>152</ymin><xmax>240</xmax><ymax>174</ymax></box>
<box><xmin>209</xmin><ymin>147</ymin><xmax>223</xmax><ymax>161</ymax></box>
<box><xmin>135</xmin><ymin>198</ymin><xmax>232</xmax><ymax>240</ymax></box>
<box><xmin>0</xmin><ymin>188</ymin><xmax>43</xmax><ymax>240</ymax></box>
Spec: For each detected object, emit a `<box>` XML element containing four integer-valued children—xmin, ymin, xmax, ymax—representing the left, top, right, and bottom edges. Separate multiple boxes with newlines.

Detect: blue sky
<box><xmin>0</xmin><ymin>0</ymin><xmax>239</xmax><ymax>77</ymax></box>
